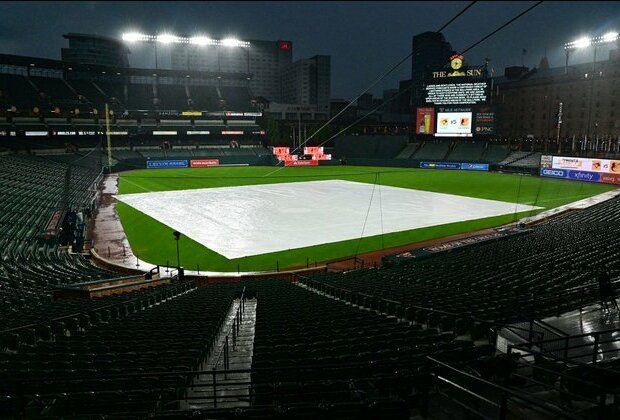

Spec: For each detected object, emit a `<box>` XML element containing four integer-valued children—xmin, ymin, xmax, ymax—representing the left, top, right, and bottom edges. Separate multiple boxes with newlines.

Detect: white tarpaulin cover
<box><xmin>115</xmin><ymin>180</ymin><xmax>541</xmax><ymax>259</ymax></box>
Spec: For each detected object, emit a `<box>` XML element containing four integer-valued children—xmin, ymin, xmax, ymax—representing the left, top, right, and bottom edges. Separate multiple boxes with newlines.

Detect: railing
<box><xmin>0</xmin><ymin>352</ymin><xmax>609</xmax><ymax>418</ymax></box>
<box><xmin>421</xmin><ymin>356</ymin><xmax>584</xmax><ymax>420</ymax></box>
<box><xmin>508</xmin><ymin>326</ymin><xmax>620</xmax><ymax>365</ymax></box>
<box><xmin>212</xmin><ymin>287</ymin><xmax>247</xmax><ymax>374</ymax></box>
<box><xmin>325</xmin><ymin>255</ymin><xmax>369</xmax><ymax>271</ymax></box>
<box><xmin>499</xmin><ymin>307</ymin><xmax>567</xmax><ymax>352</ymax></box>
<box><xmin>504</xmin><ymin>344</ymin><xmax>620</xmax><ymax>413</ymax></box>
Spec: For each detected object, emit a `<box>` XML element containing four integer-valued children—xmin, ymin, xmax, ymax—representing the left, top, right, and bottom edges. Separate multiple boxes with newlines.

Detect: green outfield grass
<box><xmin>116</xmin><ymin>166</ymin><xmax>615</xmax><ymax>272</ymax></box>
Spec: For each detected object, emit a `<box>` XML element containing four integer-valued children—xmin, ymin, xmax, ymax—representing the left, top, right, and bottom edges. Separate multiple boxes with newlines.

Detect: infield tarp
<box><xmin>115</xmin><ymin>180</ymin><xmax>541</xmax><ymax>259</ymax></box>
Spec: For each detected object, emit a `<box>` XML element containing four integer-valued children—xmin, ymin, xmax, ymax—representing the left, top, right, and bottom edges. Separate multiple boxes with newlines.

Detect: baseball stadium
<box><xmin>1</xmin><ymin>3</ymin><xmax>620</xmax><ymax>419</ymax></box>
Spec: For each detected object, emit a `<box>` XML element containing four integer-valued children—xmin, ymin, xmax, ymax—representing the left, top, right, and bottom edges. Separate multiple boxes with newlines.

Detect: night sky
<box><xmin>1</xmin><ymin>1</ymin><xmax>619</xmax><ymax>99</ymax></box>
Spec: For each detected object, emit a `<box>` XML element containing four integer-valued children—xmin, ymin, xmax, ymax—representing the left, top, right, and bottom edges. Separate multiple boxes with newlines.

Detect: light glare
<box><xmin>157</xmin><ymin>34</ymin><xmax>177</xmax><ymax>44</ymax></box>
<box><xmin>122</xmin><ymin>32</ymin><xmax>146</xmax><ymax>42</ymax></box>
<box><xmin>190</xmin><ymin>36</ymin><xmax>212</xmax><ymax>46</ymax></box>
<box><xmin>574</xmin><ymin>37</ymin><xmax>591</xmax><ymax>49</ymax></box>
<box><xmin>222</xmin><ymin>38</ymin><xmax>241</xmax><ymax>47</ymax></box>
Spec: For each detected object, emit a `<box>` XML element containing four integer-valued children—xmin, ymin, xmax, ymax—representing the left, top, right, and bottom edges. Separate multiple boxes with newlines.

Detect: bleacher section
<box><xmin>303</xmin><ymin>196</ymin><xmax>620</xmax><ymax>330</ymax></box>
<box><xmin>0</xmin><ymin>193</ymin><xmax>618</xmax><ymax>417</ymax></box>
<box><xmin>0</xmin><ymin>74</ymin><xmax>39</xmax><ymax>111</ymax></box>
<box><xmin>127</xmin><ymin>83</ymin><xmax>154</xmax><ymax>110</ymax></box>
<box><xmin>157</xmin><ymin>84</ymin><xmax>189</xmax><ymax>110</ymax></box>
<box><xmin>67</xmin><ymin>79</ymin><xmax>109</xmax><ymax>111</ymax></box>
<box><xmin>1</xmin><ymin>68</ymin><xmax>258</xmax><ymax>116</ymax></box>
<box><xmin>483</xmin><ymin>144</ymin><xmax>510</xmax><ymax>163</ymax></box>
<box><xmin>395</xmin><ymin>143</ymin><xmax>419</xmax><ymax>159</ymax></box>
<box><xmin>498</xmin><ymin>151</ymin><xmax>542</xmax><ymax>168</ymax></box>
<box><xmin>251</xmin><ymin>280</ymin><xmax>491</xmax><ymax>412</ymax></box>
<box><xmin>220</xmin><ymin>86</ymin><xmax>253</xmax><ymax>111</ymax></box>
<box><xmin>0</xmin><ymin>282</ymin><xmax>233</xmax><ymax>417</ymax></box>
<box><xmin>0</xmin><ymin>153</ymin><xmax>118</xmax><ymax>314</ymax></box>
<box><xmin>188</xmin><ymin>85</ymin><xmax>219</xmax><ymax>110</ymax></box>
<box><xmin>411</xmin><ymin>140</ymin><xmax>451</xmax><ymax>160</ymax></box>
<box><xmin>512</xmin><ymin>151</ymin><xmax>542</xmax><ymax>168</ymax></box>
<box><xmin>334</xmin><ymin>135</ymin><xmax>407</xmax><ymax>159</ymax></box>
<box><xmin>448</xmin><ymin>141</ymin><xmax>486</xmax><ymax>162</ymax></box>
<box><xmin>30</xmin><ymin>76</ymin><xmax>79</xmax><ymax>112</ymax></box>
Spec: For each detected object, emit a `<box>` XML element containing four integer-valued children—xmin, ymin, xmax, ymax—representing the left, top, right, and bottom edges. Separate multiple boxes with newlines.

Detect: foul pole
<box><xmin>105</xmin><ymin>103</ymin><xmax>112</xmax><ymax>172</ymax></box>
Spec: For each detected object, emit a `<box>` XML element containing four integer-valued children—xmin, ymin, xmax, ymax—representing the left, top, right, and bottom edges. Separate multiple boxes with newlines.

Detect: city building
<box><xmin>281</xmin><ymin>55</ymin><xmax>331</xmax><ymax>113</ymax></box>
<box><xmin>411</xmin><ymin>32</ymin><xmax>455</xmax><ymax>109</ymax></box>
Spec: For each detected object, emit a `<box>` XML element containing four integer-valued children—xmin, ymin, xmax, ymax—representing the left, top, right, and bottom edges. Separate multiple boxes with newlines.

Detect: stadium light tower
<box><xmin>564</xmin><ymin>31</ymin><xmax>618</xmax><ymax>141</ymax></box>
<box><xmin>564</xmin><ymin>31</ymin><xmax>619</xmax><ymax>74</ymax></box>
<box><xmin>122</xmin><ymin>31</ymin><xmax>251</xmax><ymax>72</ymax></box>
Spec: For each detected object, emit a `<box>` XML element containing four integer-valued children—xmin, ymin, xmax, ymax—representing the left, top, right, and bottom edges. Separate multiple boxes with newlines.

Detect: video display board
<box><xmin>425</xmin><ymin>82</ymin><xmax>488</xmax><ymax>105</ymax></box>
<box><xmin>435</xmin><ymin>110</ymin><xmax>472</xmax><ymax>137</ymax></box>
<box><xmin>415</xmin><ymin>107</ymin><xmax>435</xmax><ymax>135</ymax></box>
<box><xmin>425</xmin><ymin>54</ymin><xmax>488</xmax><ymax>106</ymax></box>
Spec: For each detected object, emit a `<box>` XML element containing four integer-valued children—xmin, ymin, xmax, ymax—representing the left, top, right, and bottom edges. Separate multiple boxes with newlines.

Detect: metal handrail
<box><xmin>424</xmin><ymin>356</ymin><xmax>584</xmax><ymax>420</ymax></box>
<box><xmin>213</xmin><ymin>286</ymin><xmax>246</xmax><ymax>371</ymax></box>
<box><xmin>514</xmin><ymin>326</ymin><xmax>620</xmax><ymax>347</ymax></box>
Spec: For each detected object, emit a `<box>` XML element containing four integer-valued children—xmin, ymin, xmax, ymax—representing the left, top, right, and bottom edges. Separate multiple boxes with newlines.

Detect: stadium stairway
<box><xmin>185</xmin><ymin>293</ymin><xmax>258</xmax><ymax>409</ymax></box>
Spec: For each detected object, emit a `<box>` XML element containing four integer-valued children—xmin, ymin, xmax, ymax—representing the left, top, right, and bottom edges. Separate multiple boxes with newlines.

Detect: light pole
<box><xmin>173</xmin><ymin>230</ymin><xmax>181</xmax><ymax>270</ymax></box>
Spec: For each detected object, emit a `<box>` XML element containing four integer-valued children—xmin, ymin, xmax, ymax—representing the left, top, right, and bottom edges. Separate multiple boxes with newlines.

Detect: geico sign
<box><xmin>542</xmin><ymin>169</ymin><xmax>565</xmax><ymax>177</ymax></box>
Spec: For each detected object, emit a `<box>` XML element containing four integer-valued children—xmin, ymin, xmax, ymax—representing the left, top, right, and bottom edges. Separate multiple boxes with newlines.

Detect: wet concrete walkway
<box><xmin>183</xmin><ymin>298</ymin><xmax>258</xmax><ymax>409</ymax></box>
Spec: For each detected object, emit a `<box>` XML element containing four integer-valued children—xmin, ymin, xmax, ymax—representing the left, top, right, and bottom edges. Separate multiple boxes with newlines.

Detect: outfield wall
<box><xmin>110</xmin><ymin>155</ymin><xmax>275</xmax><ymax>172</ymax></box>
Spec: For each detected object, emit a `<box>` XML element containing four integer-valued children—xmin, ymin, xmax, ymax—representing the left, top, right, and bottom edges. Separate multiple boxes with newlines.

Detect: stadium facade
<box><xmin>493</xmin><ymin>50</ymin><xmax>620</xmax><ymax>139</ymax></box>
<box><xmin>62</xmin><ymin>33</ymin><xmax>130</xmax><ymax>68</ymax></box>
<box><xmin>171</xmin><ymin>39</ymin><xmax>294</xmax><ymax>102</ymax></box>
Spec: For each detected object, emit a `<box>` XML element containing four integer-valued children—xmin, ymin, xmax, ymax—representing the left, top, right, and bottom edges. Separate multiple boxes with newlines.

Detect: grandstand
<box><xmin>3</xmin><ymin>28</ymin><xmax>620</xmax><ymax>420</ymax></box>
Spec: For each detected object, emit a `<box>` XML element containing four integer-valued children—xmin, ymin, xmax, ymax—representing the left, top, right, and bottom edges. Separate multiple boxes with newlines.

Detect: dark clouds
<box><xmin>0</xmin><ymin>1</ymin><xmax>619</xmax><ymax>98</ymax></box>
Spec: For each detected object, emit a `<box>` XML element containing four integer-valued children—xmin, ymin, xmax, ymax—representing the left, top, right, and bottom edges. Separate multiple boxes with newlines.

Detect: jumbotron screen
<box><xmin>435</xmin><ymin>111</ymin><xmax>472</xmax><ymax>137</ymax></box>
<box><xmin>425</xmin><ymin>81</ymin><xmax>488</xmax><ymax>105</ymax></box>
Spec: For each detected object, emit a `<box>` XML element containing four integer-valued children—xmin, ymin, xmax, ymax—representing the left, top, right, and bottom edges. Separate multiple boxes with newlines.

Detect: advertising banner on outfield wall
<box><xmin>147</xmin><ymin>160</ymin><xmax>188</xmax><ymax>169</ymax></box>
<box><xmin>540</xmin><ymin>168</ymin><xmax>601</xmax><ymax>183</ymax></box>
<box><xmin>540</xmin><ymin>155</ymin><xmax>620</xmax><ymax>185</ymax></box>
<box><xmin>546</xmin><ymin>156</ymin><xmax>620</xmax><ymax>174</ymax></box>
<box><xmin>461</xmin><ymin>163</ymin><xmax>489</xmax><ymax>171</ymax></box>
<box><xmin>539</xmin><ymin>168</ymin><xmax>568</xmax><ymax>179</ymax></box>
<box><xmin>284</xmin><ymin>160</ymin><xmax>319</xmax><ymax>167</ymax></box>
<box><xmin>420</xmin><ymin>162</ymin><xmax>461</xmax><ymax>169</ymax></box>
<box><xmin>190</xmin><ymin>159</ymin><xmax>220</xmax><ymax>168</ymax></box>
<box><xmin>601</xmin><ymin>174</ymin><xmax>620</xmax><ymax>185</ymax></box>
<box><xmin>420</xmin><ymin>162</ymin><xmax>488</xmax><ymax>171</ymax></box>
